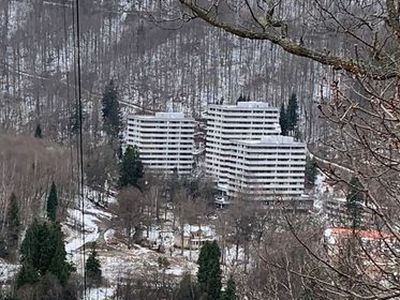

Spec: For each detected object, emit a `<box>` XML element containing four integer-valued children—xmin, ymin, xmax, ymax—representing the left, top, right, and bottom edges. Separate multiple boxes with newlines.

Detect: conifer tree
<box><xmin>221</xmin><ymin>275</ymin><xmax>237</xmax><ymax>300</ymax></box>
<box><xmin>0</xmin><ymin>238</ymin><xmax>8</xmax><ymax>258</ymax></box>
<box><xmin>70</xmin><ymin>106</ymin><xmax>80</xmax><ymax>135</ymax></box>
<box><xmin>346</xmin><ymin>177</ymin><xmax>364</xmax><ymax>229</ymax></box>
<box><xmin>101</xmin><ymin>80</ymin><xmax>121</xmax><ymax>141</ymax></box>
<box><xmin>279</xmin><ymin>103</ymin><xmax>288</xmax><ymax>136</ymax></box>
<box><xmin>85</xmin><ymin>245</ymin><xmax>102</xmax><ymax>287</ymax></box>
<box><xmin>197</xmin><ymin>241</ymin><xmax>222</xmax><ymax>300</ymax></box>
<box><xmin>5</xmin><ymin>193</ymin><xmax>20</xmax><ymax>259</ymax></box>
<box><xmin>286</xmin><ymin>93</ymin><xmax>299</xmax><ymax>132</ymax></box>
<box><xmin>47</xmin><ymin>182</ymin><xmax>58</xmax><ymax>222</ymax></box>
<box><xmin>120</xmin><ymin>145</ymin><xmax>144</xmax><ymax>189</ymax></box>
<box><xmin>17</xmin><ymin>220</ymin><xmax>72</xmax><ymax>288</ymax></box>
<box><xmin>305</xmin><ymin>157</ymin><xmax>318</xmax><ymax>188</ymax></box>
<box><xmin>34</xmin><ymin>123</ymin><xmax>42</xmax><ymax>138</ymax></box>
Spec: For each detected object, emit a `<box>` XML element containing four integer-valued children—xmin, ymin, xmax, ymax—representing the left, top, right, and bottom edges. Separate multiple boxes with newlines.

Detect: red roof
<box><xmin>329</xmin><ymin>227</ymin><xmax>393</xmax><ymax>240</ymax></box>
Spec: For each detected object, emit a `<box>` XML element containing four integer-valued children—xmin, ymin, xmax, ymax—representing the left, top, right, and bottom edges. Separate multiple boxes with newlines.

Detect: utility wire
<box><xmin>64</xmin><ymin>2</ymin><xmax>82</xmax><ymax>299</ymax></box>
<box><xmin>72</xmin><ymin>0</ymin><xmax>87</xmax><ymax>297</ymax></box>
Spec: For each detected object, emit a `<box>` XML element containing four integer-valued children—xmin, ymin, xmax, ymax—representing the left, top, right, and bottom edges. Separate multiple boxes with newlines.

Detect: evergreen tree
<box><xmin>279</xmin><ymin>103</ymin><xmax>288</xmax><ymax>136</ymax></box>
<box><xmin>120</xmin><ymin>145</ymin><xmax>144</xmax><ymax>189</ymax></box>
<box><xmin>34</xmin><ymin>123</ymin><xmax>42</xmax><ymax>138</ymax></box>
<box><xmin>17</xmin><ymin>220</ymin><xmax>72</xmax><ymax>288</ymax></box>
<box><xmin>197</xmin><ymin>241</ymin><xmax>222</xmax><ymax>300</ymax></box>
<box><xmin>286</xmin><ymin>93</ymin><xmax>299</xmax><ymax>132</ymax></box>
<box><xmin>0</xmin><ymin>237</ymin><xmax>8</xmax><ymax>259</ymax></box>
<box><xmin>70</xmin><ymin>106</ymin><xmax>80</xmax><ymax>135</ymax></box>
<box><xmin>221</xmin><ymin>276</ymin><xmax>237</xmax><ymax>300</ymax></box>
<box><xmin>16</xmin><ymin>262</ymin><xmax>39</xmax><ymax>288</ymax></box>
<box><xmin>101</xmin><ymin>80</ymin><xmax>121</xmax><ymax>141</ymax></box>
<box><xmin>85</xmin><ymin>245</ymin><xmax>102</xmax><ymax>287</ymax></box>
<box><xmin>346</xmin><ymin>177</ymin><xmax>364</xmax><ymax>229</ymax></box>
<box><xmin>305</xmin><ymin>157</ymin><xmax>318</xmax><ymax>188</ymax></box>
<box><xmin>5</xmin><ymin>193</ymin><xmax>20</xmax><ymax>259</ymax></box>
<box><xmin>47</xmin><ymin>181</ymin><xmax>58</xmax><ymax>222</ymax></box>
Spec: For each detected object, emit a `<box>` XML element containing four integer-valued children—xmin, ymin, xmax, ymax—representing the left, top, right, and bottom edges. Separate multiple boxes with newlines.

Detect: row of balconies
<box><xmin>138</xmin><ymin>148</ymin><xmax>193</xmax><ymax>152</ymax></box>
<box><xmin>140</xmin><ymin>154</ymin><xmax>193</xmax><ymax>159</ymax></box>
<box><xmin>128</xmin><ymin>138</ymin><xmax>193</xmax><ymax>143</ymax></box>
<box><xmin>193</xmin><ymin>147</ymin><xmax>306</xmax><ymax>158</ymax></box>
<box><xmin>128</xmin><ymin>119</ymin><xmax>193</xmax><ymax>125</ymax></box>
<box><xmin>135</xmin><ymin>130</ymin><xmax>194</xmax><ymax>135</ymax></box>
<box><xmin>143</xmin><ymin>161</ymin><xmax>193</xmax><ymax>166</ymax></box>
<box><xmin>207</xmin><ymin>121</ymin><xmax>279</xmax><ymax>128</ymax></box>
<box><xmin>227</xmin><ymin>176</ymin><xmax>304</xmax><ymax>181</ymax></box>
<box><xmin>129</xmin><ymin>133</ymin><xmax>193</xmax><ymax>139</ymax></box>
<box><xmin>207</xmin><ymin>110</ymin><xmax>279</xmax><ymax>116</ymax></box>
<box><xmin>205</xmin><ymin>140</ymin><xmax>304</xmax><ymax>151</ymax></box>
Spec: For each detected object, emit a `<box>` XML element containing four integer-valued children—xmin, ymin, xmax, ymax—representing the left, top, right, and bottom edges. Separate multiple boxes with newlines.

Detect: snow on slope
<box><xmin>62</xmin><ymin>189</ymin><xmax>199</xmax><ymax>300</ymax></box>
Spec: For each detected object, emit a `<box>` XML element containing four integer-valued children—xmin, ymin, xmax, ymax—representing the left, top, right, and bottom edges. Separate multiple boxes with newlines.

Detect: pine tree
<box><xmin>5</xmin><ymin>193</ymin><xmax>20</xmax><ymax>259</ymax></box>
<box><xmin>16</xmin><ymin>262</ymin><xmax>39</xmax><ymax>288</ymax></box>
<box><xmin>346</xmin><ymin>177</ymin><xmax>364</xmax><ymax>229</ymax></box>
<box><xmin>48</xmin><ymin>223</ymin><xmax>74</xmax><ymax>285</ymax></box>
<box><xmin>101</xmin><ymin>80</ymin><xmax>121</xmax><ymax>141</ymax></box>
<box><xmin>305</xmin><ymin>157</ymin><xmax>318</xmax><ymax>188</ymax></box>
<box><xmin>70</xmin><ymin>106</ymin><xmax>80</xmax><ymax>135</ymax></box>
<box><xmin>221</xmin><ymin>275</ymin><xmax>237</xmax><ymax>300</ymax></box>
<box><xmin>47</xmin><ymin>182</ymin><xmax>58</xmax><ymax>222</ymax></box>
<box><xmin>85</xmin><ymin>245</ymin><xmax>102</xmax><ymax>287</ymax></box>
<box><xmin>120</xmin><ymin>145</ymin><xmax>144</xmax><ymax>189</ymax></box>
<box><xmin>279</xmin><ymin>103</ymin><xmax>288</xmax><ymax>136</ymax></box>
<box><xmin>0</xmin><ymin>238</ymin><xmax>8</xmax><ymax>259</ymax></box>
<box><xmin>34</xmin><ymin>123</ymin><xmax>42</xmax><ymax>138</ymax></box>
<box><xmin>286</xmin><ymin>93</ymin><xmax>299</xmax><ymax>132</ymax></box>
<box><xmin>17</xmin><ymin>220</ymin><xmax>72</xmax><ymax>288</ymax></box>
<box><xmin>197</xmin><ymin>241</ymin><xmax>222</xmax><ymax>300</ymax></box>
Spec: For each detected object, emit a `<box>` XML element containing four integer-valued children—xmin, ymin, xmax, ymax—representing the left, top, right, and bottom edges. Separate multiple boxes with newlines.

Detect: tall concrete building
<box><xmin>206</xmin><ymin>101</ymin><xmax>280</xmax><ymax>189</ymax></box>
<box><xmin>225</xmin><ymin>136</ymin><xmax>306</xmax><ymax>200</ymax></box>
<box><xmin>206</xmin><ymin>101</ymin><xmax>307</xmax><ymax>205</ymax></box>
<box><xmin>126</xmin><ymin>112</ymin><xmax>194</xmax><ymax>175</ymax></box>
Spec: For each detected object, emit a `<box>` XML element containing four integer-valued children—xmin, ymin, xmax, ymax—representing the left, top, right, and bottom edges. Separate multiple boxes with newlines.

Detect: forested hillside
<box><xmin>0</xmin><ymin>0</ymin><xmax>326</xmax><ymax>141</ymax></box>
<box><xmin>4</xmin><ymin>1</ymin><xmax>398</xmax><ymax>299</ymax></box>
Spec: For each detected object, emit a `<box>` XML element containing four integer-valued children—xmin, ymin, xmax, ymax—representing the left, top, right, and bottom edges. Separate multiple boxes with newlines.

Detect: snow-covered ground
<box><xmin>0</xmin><ymin>259</ymin><xmax>19</xmax><ymax>285</ymax></box>
<box><xmin>313</xmin><ymin>173</ymin><xmax>333</xmax><ymax>211</ymax></box>
<box><xmin>61</xmin><ymin>189</ymin><xmax>201</xmax><ymax>299</ymax></box>
<box><xmin>0</xmin><ymin>183</ymin><xmax>253</xmax><ymax>299</ymax></box>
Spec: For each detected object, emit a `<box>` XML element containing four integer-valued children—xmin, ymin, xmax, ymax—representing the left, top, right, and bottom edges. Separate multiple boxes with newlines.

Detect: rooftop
<box><xmin>232</xmin><ymin>135</ymin><xmax>305</xmax><ymax>146</ymax></box>
<box><xmin>129</xmin><ymin>112</ymin><xmax>193</xmax><ymax>120</ymax></box>
<box><xmin>325</xmin><ymin>227</ymin><xmax>394</xmax><ymax>241</ymax></box>
<box><xmin>209</xmin><ymin>101</ymin><xmax>276</xmax><ymax>109</ymax></box>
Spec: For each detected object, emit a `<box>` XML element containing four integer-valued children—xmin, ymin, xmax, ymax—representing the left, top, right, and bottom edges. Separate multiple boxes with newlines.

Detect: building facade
<box><xmin>324</xmin><ymin>196</ymin><xmax>375</xmax><ymax>227</ymax></box>
<box><xmin>174</xmin><ymin>225</ymin><xmax>215</xmax><ymax>250</ymax></box>
<box><xmin>206</xmin><ymin>101</ymin><xmax>281</xmax><ymax>188</ymax></box>
<box><xmin>126</xmin><ymin>112</ymin><xmax>194</xmax><ymax>175</ymax></box>
<box><xmin>225</xmin><ymin>136</ymin><xmax>306</xmax><ymax>200</ymax></box>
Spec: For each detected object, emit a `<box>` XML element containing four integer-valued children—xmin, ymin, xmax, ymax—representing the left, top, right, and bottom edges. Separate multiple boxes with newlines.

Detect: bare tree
<box><xmin>113</xmin><ymin>187</ymin><xmax>146</xmax><ymax>249</ymax></box>
<box><xmin>0</xmin><ymin>134</ymin><xmax>75</xmax><ymax>232</ymax></box>
<box><xmin>176</xmin><ymin>1</ymin><xmax>400</xmax><ymax>298</ymax></box>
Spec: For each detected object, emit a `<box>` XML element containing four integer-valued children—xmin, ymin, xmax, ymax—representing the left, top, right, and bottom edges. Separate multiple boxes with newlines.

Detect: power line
<box><xmin>72</xmin><ymin>0</ymin><xmax>87</xmax><ymax>297</ymax></box>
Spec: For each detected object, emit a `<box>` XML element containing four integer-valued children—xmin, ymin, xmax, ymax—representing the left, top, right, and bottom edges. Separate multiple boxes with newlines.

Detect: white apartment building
<box><xmin>224</xmin><ymin>136</ymin><xmax>306</xmax><ymax>201</ymax></box>
<box><xmin>206</xmin><ymin>101</ymin><xmax>281</xmax><ymax>190</ymax></box>
<box><xmin>126</xmin><ymin>112</ymin><xmax>194</xmax><ymax>175</ymax></box>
